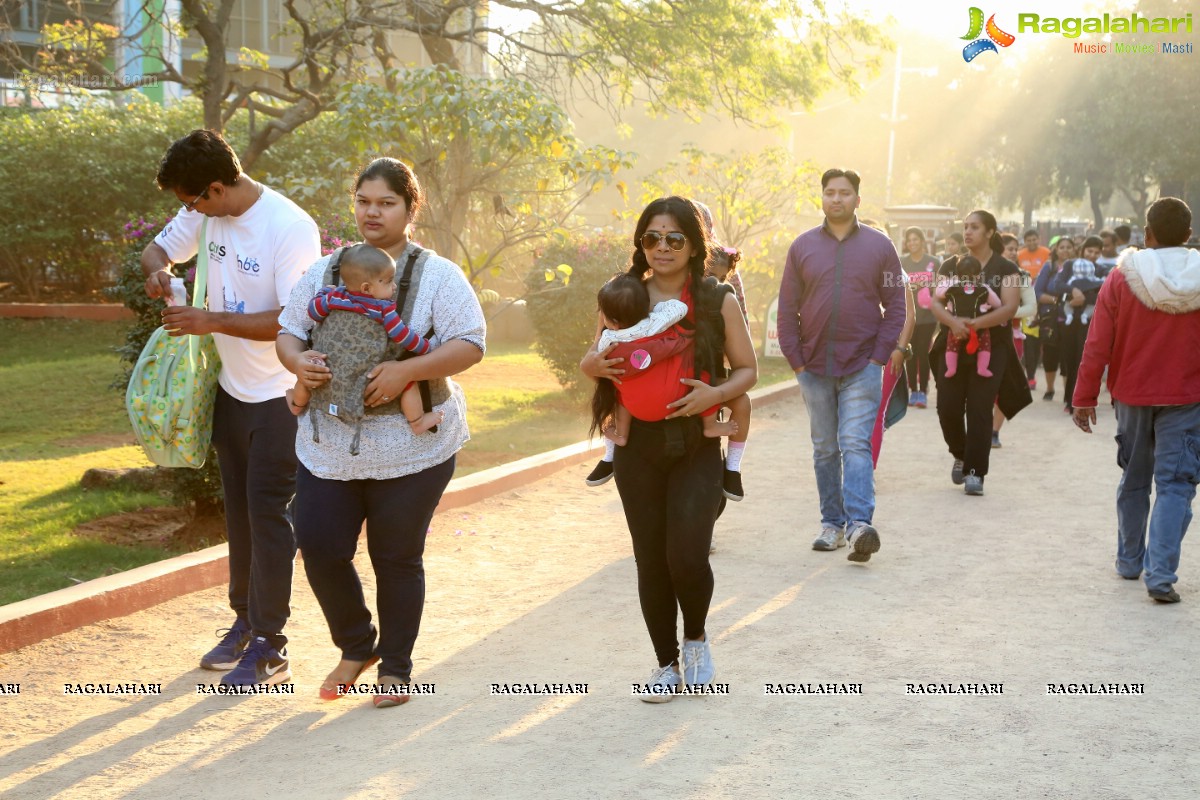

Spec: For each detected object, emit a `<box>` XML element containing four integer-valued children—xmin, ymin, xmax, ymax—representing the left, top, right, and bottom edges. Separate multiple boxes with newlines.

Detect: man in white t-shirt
<box><xmin>141</xmin><ymin>130</ymin><xmax>320</xmax><ymax>687</ymax></box>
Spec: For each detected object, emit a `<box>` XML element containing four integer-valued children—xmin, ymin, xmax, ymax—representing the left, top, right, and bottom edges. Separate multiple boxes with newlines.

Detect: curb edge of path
<box><xmin>0</xmin><ymin>380</ymin><xmax>799</xmax><ymax>654</ymax></box>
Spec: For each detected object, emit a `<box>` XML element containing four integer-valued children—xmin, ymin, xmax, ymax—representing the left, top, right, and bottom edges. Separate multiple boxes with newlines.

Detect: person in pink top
<box><xmin>1072</xmin><ymin>197</ymin><xmax>1200</xmax><ymax>604</ymax></box>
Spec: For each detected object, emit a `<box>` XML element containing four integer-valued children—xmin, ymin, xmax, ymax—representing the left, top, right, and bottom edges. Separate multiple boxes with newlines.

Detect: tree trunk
<box><xmin>181</xmin><ymin>0</ymin><xmax>236</xmax><ymax>134</ymax></box>
<box><xmin>240</xmin><ymin>98</ymin><xmax>321</xmax><ymax>170</ymax></box>
<box><xmin>413</xmin><ymin>1</ymin><xmax>462</xmax><ymax>69</ymax></box>
<box><xmin>1089</xmin><ymin>184</ymin><xmax>1105</xmax><ymax>232</ymax></box>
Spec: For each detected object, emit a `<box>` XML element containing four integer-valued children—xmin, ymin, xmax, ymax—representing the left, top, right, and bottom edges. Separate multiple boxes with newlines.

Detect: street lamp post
<box><xmin>884</xmin><ymin>47</ymin><xmax>937</xmax><ymax>207</ymax></box>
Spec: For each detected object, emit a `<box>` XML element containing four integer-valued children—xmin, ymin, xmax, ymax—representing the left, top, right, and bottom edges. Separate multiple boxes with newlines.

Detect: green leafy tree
<box><xmin>0</xmin><ymin>99</ymin><xmax>196</xmax><ymax>297</ymax></box>
<box><xmin>525</xmin><ymin>230</ymin><xmax>630</xmax><ymax>390</ymax></box>
<box><xmin>641</xmin><ymin>146</ymin><xmax>817</xmax><ymax>247</ymax></box>
<box><xmin>920</xmin><ymin>162</ymin><xmax>996</xmax><ymax>220</ymax></box>
<box><xmin>641</xmin><ymin>146</ymin><xmax>819</xmax><ymax>324</ymax></box>
<box><xmin>3</xmin><ymin>1</ymin><xmax>887</xmax><ymax>167</ymax></box>
<box><xmin>989</xmin><ymin>0</ymin><xmax>1200</xmax><ymax>228</ymax></box>
<box><xmin>315</xmin><ymin>66</ymin><xmax>632</xmax><ymax>282</ymax></box>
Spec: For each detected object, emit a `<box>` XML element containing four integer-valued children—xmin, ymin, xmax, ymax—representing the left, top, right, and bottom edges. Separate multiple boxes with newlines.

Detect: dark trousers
<box><xmin>1039</xmin><ymin>320</ymin><xmax>1061</xmax><ymax>373</ymax></box>
<box><xmin>294</xmin><ymin>457</ymin><xmax>455</xmax><ymax>681</ymax></box>
<box><xmin>1023</xmin><ymin>334</ymin><xmax>1041</xmax><ymax>381</ymax></box>
<box><xmin>614</xmin><ymin>417</ymin><xmax>722</xmax><ymax>668</ymax></box>
<box><xmin>906</xmin><ymin>323</ymin><xmax>937</xmax><ymax>393</ymax></box>
<box><xmin>212</xmin><ymin>387</ymin><xmax>298</xmax><ymax>642</ymax></box>
<box><xmin>1060</xmin><ymin>319</ymin><xmax>1089</xmax><ymax>407</ymax></box>
<box><xmin>933</xmin><ymin>344</ymin><xmax>1007</xmax><ymax>477</ymax></box>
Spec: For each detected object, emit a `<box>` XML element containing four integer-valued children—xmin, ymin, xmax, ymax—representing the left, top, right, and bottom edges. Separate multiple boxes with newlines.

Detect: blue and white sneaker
<box><xmin>640</xmin><ymin>663</ymin><xmax>681</xmax><ymax>703</ymax></box>
<box><xmin>681</xmin><ymin>638</ymin><xmax>716</xmax><ymax>689</ymax></box>
<box><xmin>200</xmin><ymin>618</ymin><xmax>251</xmax><ymax>671</ymax></box>
<box><xmin>220</xmin><ymin>636</ymin><xmax>291</xmax><ymax>687</ymax></box>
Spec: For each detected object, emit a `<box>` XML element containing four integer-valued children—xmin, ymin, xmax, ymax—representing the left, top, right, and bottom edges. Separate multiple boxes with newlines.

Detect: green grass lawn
<box><xmin>0</xmin><ymin>319</ymin><xmax>795</xmax><ymax>605</ymax></box>
<box><xmin>0</xmin><ymin>319</ymin><xmax>178</xmax><ymax>605</ymax></box>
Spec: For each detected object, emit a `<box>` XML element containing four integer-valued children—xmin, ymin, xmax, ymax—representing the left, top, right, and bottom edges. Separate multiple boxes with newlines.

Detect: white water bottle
<box><xmin>168</xmin><ymin>277</ymin><xmax>188</xmax><ymax>306</ymax></box>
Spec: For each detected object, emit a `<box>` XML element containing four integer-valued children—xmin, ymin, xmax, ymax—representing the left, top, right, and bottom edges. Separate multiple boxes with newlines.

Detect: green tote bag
<box><xmin>126</xmin><ymin>219</ymin><xmax>222</xmax><ymax>468</ymax></box>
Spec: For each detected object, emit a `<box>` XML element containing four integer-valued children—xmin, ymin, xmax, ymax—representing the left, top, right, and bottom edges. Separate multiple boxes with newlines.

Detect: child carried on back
<box><xmin>936</xmin><ymin>254</ymin><xmax>1002</xmax><ymax>378</ymax></box>
<box><xmin>286</xmin><ymin>244</ymin><xmax>442</xmax><ymax>454</ymax></box>
<box><xmin>585</xmin><ymin>272</ymin><xmax>751</xmax><ymax>500</ymax></box>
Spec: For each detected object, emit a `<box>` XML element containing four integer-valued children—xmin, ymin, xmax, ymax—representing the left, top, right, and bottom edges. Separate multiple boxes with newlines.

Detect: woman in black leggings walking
<box><xmin>580</xmin><ymin>196</ymin><xmax>757</xmax><ymax>701</ymax></box>
<box><xmin>900</xmin><ymin>226</ymin><xmax>940</xmax><ymax>408</ymax></box>
<box><xmin>929</xmin><ymin>210</ymin><xmax>1026</xmax><ymax>496</ymax></box>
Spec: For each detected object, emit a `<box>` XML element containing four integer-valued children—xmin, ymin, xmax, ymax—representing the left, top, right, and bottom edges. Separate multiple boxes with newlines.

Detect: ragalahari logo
<box><xmin>961</xmin><ymin>7</ymin><xmax>1016</xmax><ymax>62</ymax></box>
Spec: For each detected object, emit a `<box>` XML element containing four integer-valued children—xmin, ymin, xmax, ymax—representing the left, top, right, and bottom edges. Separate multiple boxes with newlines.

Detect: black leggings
<box><xmin>1039</xmin><ymin>319</ymin><xmax>1061</xmax><ymax>373</ymax></box>
<box><xmin>933</xmin><ymin>341</ymin><xmax>1007</xmax><ymax>477</ymax></box>
<box><xmin>1022</xmin><ymin>333</ymin><xmax>1041</xmax><ymax>381</ymax></box>
<box><xmin>1060</xmin><ymin>318</ymin><xmax>1089</xmax><ymax>407</ymax></box>
<box><xmin>613</xmin><ymin>416</ymin><xmax>723</xmax><ymax>668</ymax></box>
<box><xmin>906</xmin><ymin>323</ymin><xmax>937</xmax><ymax>393</ymax></box>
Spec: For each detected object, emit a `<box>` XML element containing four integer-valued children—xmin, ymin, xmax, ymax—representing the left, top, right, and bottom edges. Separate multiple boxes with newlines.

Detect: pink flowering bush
<box><xmin>317</xmin><ymin>213</ymin><xmax>359</xmax><ymax>255</ymax></box>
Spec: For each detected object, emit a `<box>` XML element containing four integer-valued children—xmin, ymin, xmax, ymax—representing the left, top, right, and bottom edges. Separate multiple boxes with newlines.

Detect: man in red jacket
<box><xmin>1073</xmin><ymin>197</ymin><xmax>1200</xmax><ymax>604</ymax></box>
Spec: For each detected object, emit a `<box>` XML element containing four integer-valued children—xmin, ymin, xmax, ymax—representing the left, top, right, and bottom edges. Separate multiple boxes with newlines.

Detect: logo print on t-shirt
<box><xmin>223</xmin><ymin>288</ymin><xmax>246</xmax><ymax>314</ymax></box>
<box><xmin>237</xmin><ymin>255</ymin><xmax>260</xmax><ymax>274</ymax></box>
<box><xmin>630</xmin><ymin>349</ymin><xmax>652</xmax><ymax>370</ymax></box>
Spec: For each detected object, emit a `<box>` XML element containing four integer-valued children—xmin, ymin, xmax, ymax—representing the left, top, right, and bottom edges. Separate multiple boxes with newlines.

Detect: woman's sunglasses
<box><xmin>640</xmin><ymin>231</ymin><xmax>688</xmax><ymax>251</ymax></box>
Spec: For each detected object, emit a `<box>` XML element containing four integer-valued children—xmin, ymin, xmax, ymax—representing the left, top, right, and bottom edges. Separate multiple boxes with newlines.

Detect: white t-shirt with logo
<box><xmin>155</xmin><ymin>187</ymin><xmax>321</xmax><ymax>403</ymax></box>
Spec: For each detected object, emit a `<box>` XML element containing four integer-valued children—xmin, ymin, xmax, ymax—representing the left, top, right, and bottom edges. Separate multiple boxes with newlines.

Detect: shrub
<box><xmin>525</xmin><ymin>230</ymin><xmax>632</xmax><ymax>390</ymax></box>
<box><xmin>0</xmin><ymin>99</ymin><xmax>199</xmax><ymax>298</ymax></box>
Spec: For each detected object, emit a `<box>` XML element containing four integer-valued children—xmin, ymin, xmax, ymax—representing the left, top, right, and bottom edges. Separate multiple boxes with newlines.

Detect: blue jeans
<box><xmin>797</xmin><ymin>364</ymin><xmax>883</xmax><ymax>529</ymax></box>
<box><xmin>1113</xmin><ymin>402</ymin><xmax>1200</xmax><ymax>592</ymax></box>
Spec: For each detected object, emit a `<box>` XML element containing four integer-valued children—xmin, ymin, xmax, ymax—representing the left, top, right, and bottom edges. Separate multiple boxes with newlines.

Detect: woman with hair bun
<box><xmin>580</xmin><ymin>196</ymin><xmax>757</xmax><ymax>701</ymax></box>
<box><xmin>929</xmin><ymin>210</ymin><xmax>1030</xmax><ymax>496</ymax></box>
<box><xmin>276</xmin><ymin>158</ymin><xmax>486</xmax><ymax>707</ymax></box>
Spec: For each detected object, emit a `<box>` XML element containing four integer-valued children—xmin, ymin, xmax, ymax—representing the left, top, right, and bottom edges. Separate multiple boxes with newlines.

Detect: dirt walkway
<box><xmin>1</xmin><ymin>388</ymin><xmax>1195</xmax><ymax>799</ymax></box>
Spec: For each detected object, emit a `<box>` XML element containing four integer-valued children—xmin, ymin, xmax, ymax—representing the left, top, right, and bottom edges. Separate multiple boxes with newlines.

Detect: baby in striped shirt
<box><xmin>286</xmin><ymin>244</ymin><xmax>441</xmax><ymax>440</ymax></box>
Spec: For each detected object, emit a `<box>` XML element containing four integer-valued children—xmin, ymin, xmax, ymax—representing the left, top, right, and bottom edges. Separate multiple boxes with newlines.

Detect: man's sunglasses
<box><xmin>640</xmin><ymin>231</ymin><xmax>688</xmax><ymax>251</ymax></box>
<box><xmin>183</xmin><ymin>187</ymin><xmax>210</xmax><ymax>212</ymax></box>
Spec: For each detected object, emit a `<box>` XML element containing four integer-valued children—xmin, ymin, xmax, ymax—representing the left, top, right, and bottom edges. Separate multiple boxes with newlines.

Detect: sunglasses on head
<box><xmin>640</xmin><ymin>231</ymin><xmax>688</xmax><ymax>251</ymax></box>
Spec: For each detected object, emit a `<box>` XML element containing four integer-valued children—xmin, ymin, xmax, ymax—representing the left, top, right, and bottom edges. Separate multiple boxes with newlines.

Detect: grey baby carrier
<box><xmin>308</xmin><ymin>245</ymin><xmax>450</xmax><ymax>454</ymax></box>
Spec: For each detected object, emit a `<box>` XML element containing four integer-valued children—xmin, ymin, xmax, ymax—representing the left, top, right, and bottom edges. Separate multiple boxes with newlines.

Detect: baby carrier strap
<box><xmin>392</xmin><ymin>246</ymin><xmax>440</xmax><ymax>432</ymax></box>
<box><xmin>693</xmin><ymin>277</ymin><xmax>733</xmax><ymax>381</ymax></box>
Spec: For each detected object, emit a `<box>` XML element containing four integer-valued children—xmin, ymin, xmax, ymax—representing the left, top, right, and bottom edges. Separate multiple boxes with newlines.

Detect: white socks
<box><xmin>726</xmin><ymin>441</ymin><xmax>747</xmax><ymax>472</ymax></box>
<box><xmin>602</xmin><ymin>439</ymin><xmax>616</xmax><ymax>463</ymax></box>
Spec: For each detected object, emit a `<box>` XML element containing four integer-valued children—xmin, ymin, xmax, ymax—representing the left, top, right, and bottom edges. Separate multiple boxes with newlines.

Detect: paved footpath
<box><xmin>1</xmin><ymin>387</ymin><xmax>1196</xmax><ymax>799</ymax></box>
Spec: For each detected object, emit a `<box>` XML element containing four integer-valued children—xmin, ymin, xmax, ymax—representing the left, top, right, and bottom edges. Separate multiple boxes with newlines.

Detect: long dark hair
<box><xmin>1049</xmin><ymin>236</ymin><xmax>1074</xmax><ymax>267</ymax></box>
<box><xmin>967</xmin><ymin>209</ymin><xmax>1004</xmax><ymax>256</ymax></box>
